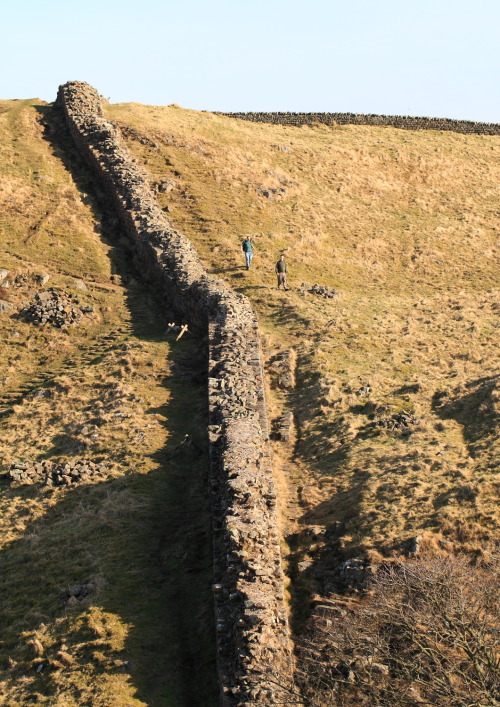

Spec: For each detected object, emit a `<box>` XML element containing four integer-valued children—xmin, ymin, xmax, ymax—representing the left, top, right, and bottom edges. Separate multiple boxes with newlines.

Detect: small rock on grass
<box><xmin>35</xmin><ymin>273</ymin><xmax>50</xmax><ymax>286</ymax></box>
<box><xmin>0</xmin><ymin>300</ymin><xmax>14</xmax><ymax>313</ymax></box>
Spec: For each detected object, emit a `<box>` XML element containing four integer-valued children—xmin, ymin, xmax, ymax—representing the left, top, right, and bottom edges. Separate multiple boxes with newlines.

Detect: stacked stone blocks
<box><xmin>56</xmin><ymin>82</ymin><xmax>293</xmax><ymax>706</ymax></box>
<box><xmin>216</xmin><ymin>111</ymin><xmax>500</xmax><ymax>135</ymax></box>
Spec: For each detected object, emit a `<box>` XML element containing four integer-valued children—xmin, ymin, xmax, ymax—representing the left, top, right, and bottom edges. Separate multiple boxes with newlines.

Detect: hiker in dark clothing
<box><xmin>275</xmin><ymin>254</ymin><xmax>288</xmax><ymax>290</ymax></box>
<box><xmin>242</xmin><ymin>237</ymin><xmax>255</xmax><ymax>270</ymax></box>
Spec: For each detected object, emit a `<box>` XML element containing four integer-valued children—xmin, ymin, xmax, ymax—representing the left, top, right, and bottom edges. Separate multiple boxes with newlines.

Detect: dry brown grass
<box><xmin>0</xmin><ymin>100</ymin><xmax>216</xmax><ymax>706</ymax></box>
<box><xmin>1</xmin><ymin>94</ymin><xmax>497</xmax><ymax>701</ymax></box>
<box><xmin>105</xmin><ymin>102</ymin><xmax>500</xmax><ymax>564</ymax></box>
<box><xmin>298</xmin><ymin>554</ymin><xmax>500</xmax><ymax>706</ymax></box>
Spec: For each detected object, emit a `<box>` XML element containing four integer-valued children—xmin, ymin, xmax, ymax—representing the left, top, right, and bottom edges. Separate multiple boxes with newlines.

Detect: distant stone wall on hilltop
<box><xmin>56</xmin><ymin>81</ymin><xmax>294</xmax><ymax>707</ymax></box>
<box><xmin>215</xmin><ymin>111</ymin><xmax>500</xmax><ymax>135</ymax></box>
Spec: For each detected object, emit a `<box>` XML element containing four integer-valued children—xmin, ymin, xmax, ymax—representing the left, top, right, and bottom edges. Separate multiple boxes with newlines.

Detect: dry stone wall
<box><xmin>56</xmin><ymin>82</ymin><xmax>294</xmax><ymax>706</ymax></box>
<box><xmin>216</xmin><ymin>111</ymin><xmax>500</xmax><ymax>135</ymax></box>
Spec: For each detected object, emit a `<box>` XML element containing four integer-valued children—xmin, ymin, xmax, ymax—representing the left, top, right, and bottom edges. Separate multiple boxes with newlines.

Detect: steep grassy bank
<box><xmin>104</xmin><ymin>102</ymin><xmax>499</xmax><ymax>569</ymax></box>
<box><xmin>0</xmin><ymin>100</ymin><xmax>217</xmax><ymax>706</ymax></box>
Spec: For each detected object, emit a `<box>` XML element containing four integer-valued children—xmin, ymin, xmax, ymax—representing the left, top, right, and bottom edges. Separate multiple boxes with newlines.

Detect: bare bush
<box><xmin>297</xmin><ymin>555</ymin><xmax>500</xmax><ymax>707</ymax></box>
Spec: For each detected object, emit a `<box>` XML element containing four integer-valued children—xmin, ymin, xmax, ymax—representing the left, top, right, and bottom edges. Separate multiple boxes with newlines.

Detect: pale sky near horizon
<box><xmin>2</xmin><ymin>0</ymin><xmax>499</xmax><ymax>122</ymax></box>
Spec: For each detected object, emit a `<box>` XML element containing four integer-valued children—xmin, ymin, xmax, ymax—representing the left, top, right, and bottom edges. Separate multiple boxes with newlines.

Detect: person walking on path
<box><xmin>275</xmin><ymin>254</ymin><xmax>288</xmax><ymax>290</ymax></box>
<box><xmin>242</xmin><ymin>237</ymin><xmax>256</xmax><ymax>270</ymax></box>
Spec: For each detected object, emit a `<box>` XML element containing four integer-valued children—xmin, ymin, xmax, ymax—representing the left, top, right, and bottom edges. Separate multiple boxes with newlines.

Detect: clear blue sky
<box><xmin>2</xmin><ymin>0</ymin><xmax>499</xmax><ymax>122</ymax></box>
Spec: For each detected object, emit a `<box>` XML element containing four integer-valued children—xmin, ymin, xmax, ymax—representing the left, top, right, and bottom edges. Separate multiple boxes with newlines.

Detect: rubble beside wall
<box><xmin>215</xmin><ymin>111</ymin><xmax>500</xmax><ymax>135</ymax></box>
<box><xmin>56</xmin><ymin>81</ymin><xmax>294</xmax><ymax>706</ymax></box>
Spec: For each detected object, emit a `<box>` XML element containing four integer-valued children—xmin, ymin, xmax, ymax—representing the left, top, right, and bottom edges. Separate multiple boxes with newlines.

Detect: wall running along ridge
<box><xmin>215</xmin><ymin>112</ymin><xmax>500</xmax><ymax>135</ymax></box>
<box><xmin>56</xmin><ymin>82</ymin><xmax>294</xmax><ymax>706</ymax></box>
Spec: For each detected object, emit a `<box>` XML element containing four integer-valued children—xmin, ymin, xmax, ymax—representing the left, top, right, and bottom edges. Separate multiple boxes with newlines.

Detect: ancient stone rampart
<box><xmin>56</xmin><ymin>82</ymin><xmax>294</xmax><ymax>705</ymax></box>
<box><xmin>215</xmin><ymin>111</ymin><xmax>500</xmax><ymax>135</ymax></box>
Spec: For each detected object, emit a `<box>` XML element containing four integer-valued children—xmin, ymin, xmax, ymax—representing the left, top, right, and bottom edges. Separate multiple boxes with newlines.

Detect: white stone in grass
<box><xmin>0</xmin><ymin>300</ymin><xmax>14</xmax><ymax>313</ymax></box>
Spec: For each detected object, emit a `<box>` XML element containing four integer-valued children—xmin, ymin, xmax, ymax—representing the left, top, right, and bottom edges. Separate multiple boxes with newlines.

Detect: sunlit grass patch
<box><xmin>106</xmin><ymin>101</ymin><xmax>499</xmax><ymax>561</ymax></box>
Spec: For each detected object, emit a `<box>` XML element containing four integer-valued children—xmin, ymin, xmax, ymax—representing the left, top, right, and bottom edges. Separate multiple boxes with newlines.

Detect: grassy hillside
<box><xmin>104</xmin><ymin>102</ymin><xmax>499</xmax><ymax>577</ymax></box>
<box><xmin>1</xmin><ymin>93</ymin><xmax>498</xmax><ymax>703</ymax></box>
<box><xmin>0</xmin><ymin>100</ymin><xmax>217</xmax><ymax>706</ymax></box>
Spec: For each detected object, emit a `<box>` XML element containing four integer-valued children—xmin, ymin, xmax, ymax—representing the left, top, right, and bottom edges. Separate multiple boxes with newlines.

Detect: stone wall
<box><xmin>56</xmin><ymin>82</ymin><xmax>294</xmax><ymax>706</ymax></box>
<box><xmin>215</xmin><ymin>111</ymin><xmax>500</xmax><ymax>135</ymax></box>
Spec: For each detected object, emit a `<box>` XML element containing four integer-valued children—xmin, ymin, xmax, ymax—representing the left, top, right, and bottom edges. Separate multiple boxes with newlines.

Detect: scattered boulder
<box><xmin>300</xmin><ymin>282</ymin><xmax>339</xmax><ymax>298</ymax></box>
<box><xmin>35</xmin><ymin>273</ymin><xmax>50</xmax><ymax>286</ymax></box>
<box><xmin>352</xmin><ymin>656</ymin><xmax>389</xmax><ymax>677</ymax></box>
<box><xmin>369</xmin><ymin>410</ymin><xmax>418</xmax><ymax>433</ymax></box>
<box><xmin>157</xmin><ymin>178</ymin><xmax>176</xmax><ymax>193</ymax></box>
<box><xmin>19</xmin><ymin>289</ymin><xmax>91</xmax><ymax>328</ymax></box>
<box><xmin>268</xmin><ymin>349</ymin><xmax>296</xmax><ymax>390</ymax></box>
<box><xmin>407</xmin><ymin>535</ymin><xmax>422</xmax><ymax>557</ymax></box>
<box><xmin>274</xmin><ymin>411</ymin><xmax>294</xmax><ymax>443</ymax></box>
<box><xmin>371</xmin><ymin>662</ymin><xmax>390</xmax><ymax>676</ymax></box>
<box><xmin>58</xmin><ymin>583</ymin><xmax>92</xmax><ymax>607</ymax></box>
<box><xmin>12</xmin><ymin>273</ymin><xmax>32</xmax><ymax>288</ymax></box>
<box><xmin>265</xmin><ymin>171</ymin><xmax>297</xmax><ymax>187</ymax></box>
<box><xmin>6</xmin><ymin>459</ymin><xmax>110</xmax><ymax>487</ymax></box>
<box><xmin>120</xmin><ymin>124</ymin><xmax>158</xmax><ymax>147</ymax></box>
<box><xmin>0</xmin><ymin>269</ymin><xmax>9</xmax><ymax>283</ymax></box>
<box><xmin>356</xmin><ymin>384</ymin><xmax>371</xmax><ymax>396</ymax></box>
<box><xmin>255</xmin><ymin>186</ymin><xmax>287</xmax><ymax>200</ymax></box>
<box><xmin>0</xmin><ymin>300</ymin><xmax>14</xmax><ymax>313</ymax></box>
<box><xmin>339</xmin><ymin>558</ymin><xmax>371</xmax><ymax>588</ymax></box>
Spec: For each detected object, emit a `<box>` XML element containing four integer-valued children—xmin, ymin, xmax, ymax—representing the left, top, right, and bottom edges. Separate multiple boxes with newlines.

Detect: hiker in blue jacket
<box><xmin>242</xmin><ymin>237</ymin><xmax>256</xmax><ymax>270</ymax></box>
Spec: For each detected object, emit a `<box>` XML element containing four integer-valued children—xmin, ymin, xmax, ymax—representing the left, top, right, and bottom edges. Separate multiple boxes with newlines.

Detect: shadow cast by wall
<box><xmin>432</xmin><ymin>374</ymin><xmax>499</xmax><ymax>459</ymax></box>
<box><xmin>281</xmin><ymin>349</ymin><xmax>426</xmax><ymax>632</ymax></box>
<box><xmin>0</xmin><ymin>420</ymin><xmax>217</xmax><ymax>706</ymax></box>
<box><xmin>0</xmin><ymin>104</ymin><xmax>218</xmax><ymax>706</ymax></box>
